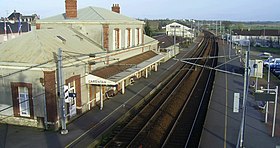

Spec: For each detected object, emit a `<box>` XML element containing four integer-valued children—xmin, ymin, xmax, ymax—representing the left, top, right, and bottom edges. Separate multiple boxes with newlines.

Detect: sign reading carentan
<box><xmin>85</xmin><ymin>74</ymin><xmax>117</xmax><ymax>85</ymax></box>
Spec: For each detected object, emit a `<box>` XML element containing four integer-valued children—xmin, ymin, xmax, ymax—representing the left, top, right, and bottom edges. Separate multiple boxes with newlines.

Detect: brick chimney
<box><xmin>112</xmin><ymin>4</ymin><xmax>120</xmax><ymax>14</ymax></box>
<box><xmin>65</xmin><ymin>0</ymin><xmax>77</xmax><ymax>19</ymax></box>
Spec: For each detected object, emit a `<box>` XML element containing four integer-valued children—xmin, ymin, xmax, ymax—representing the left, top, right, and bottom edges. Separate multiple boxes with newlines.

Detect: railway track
<box><xmin>103</xmin><ymin>31</ymin><xmax>218</xmax><ymax>147</ymax></box>
<box><xmin>162</xmin><ymin>36</ymin><xmax>218</xmax><ymax>148</ymax></box>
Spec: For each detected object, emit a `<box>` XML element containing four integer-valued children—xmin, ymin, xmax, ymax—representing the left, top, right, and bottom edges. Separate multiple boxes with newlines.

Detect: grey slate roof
<box><xmin>153</xmin><ymin>34</ymin><xmax>184</xmax><ymax>48</ymax></box>
<box><xmin>38</xmin><ymin>6</ymin><xmax>143</xmax><ymax>24</ymax></box>
<box><xmin>0</xmin><ymin>28</ymin><xmax>104</xmax><ymax>64</ymax></box>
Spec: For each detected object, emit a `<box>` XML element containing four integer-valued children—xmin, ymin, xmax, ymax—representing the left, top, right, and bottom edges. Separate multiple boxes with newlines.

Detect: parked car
<box><xmin>263</xmin><ymin>57</ymin><xmax>274</xmax><ymax>67</ymax></box>
<box><xmin>258</xmin><ymin>52</ymin><xmax>272</xmax><ymax>59</ymax></box>
<box><xmin>269</xmin><ymin>58</ymin><xmax>280</xmax><ymax>70</ymax></box>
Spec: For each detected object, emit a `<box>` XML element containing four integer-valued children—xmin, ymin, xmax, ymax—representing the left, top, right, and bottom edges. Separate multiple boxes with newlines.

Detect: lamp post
<box><xmin>229</xmin><ymin>28</ymin><xmax>232</xmax><ymax>59</ymax></box>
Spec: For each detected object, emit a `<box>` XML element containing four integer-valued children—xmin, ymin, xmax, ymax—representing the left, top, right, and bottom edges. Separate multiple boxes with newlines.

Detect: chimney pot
<box><xmin>112</xmin><ymin>4</ymin><xmax>120</xmax><ymax>14</ymax></box>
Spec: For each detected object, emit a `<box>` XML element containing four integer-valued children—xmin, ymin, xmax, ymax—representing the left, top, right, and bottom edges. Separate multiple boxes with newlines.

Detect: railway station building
<box><xmin>231</xmin><ymin>29</ymin><xmax>280</xmax><ymax>47</ymax></box>
<box><xmin>165</xmin><ymin>22</ymin><xmax>194</xmax><ymax>38</ymax></box>
<box><xmin>0</xmin><ymin>0</ymin><xmax>162</xmax><ymax>130</ymax></box>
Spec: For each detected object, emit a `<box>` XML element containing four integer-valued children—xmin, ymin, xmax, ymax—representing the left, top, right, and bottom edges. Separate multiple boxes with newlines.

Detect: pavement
<box><xmin>0</xmin><ymin>38</ymin><xmax>201</xmax><ymax>148</ymax></box>
<box><xmin>199</xmin><ymin>39</ymin><xmax>280</xmax><ymax>148</ymax></box>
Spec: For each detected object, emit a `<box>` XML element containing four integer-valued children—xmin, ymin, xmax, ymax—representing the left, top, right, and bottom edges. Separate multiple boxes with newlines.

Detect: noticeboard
<box><xmin>249</xmin><ymin>60</ymin><xmax>263</xmax><ymax>78</ymax></box>
<box><xmin>254</xmin><ymin>92</ymin><xmax>275</xmax><ymax>101</ymax></box>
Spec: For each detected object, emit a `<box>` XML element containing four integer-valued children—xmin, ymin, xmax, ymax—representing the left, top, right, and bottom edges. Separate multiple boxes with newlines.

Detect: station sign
<box><xmin>233</xmin><ymin>93</ymin><xmax>240</xmax><ymax>113</ymax></box>
<box><xmin>85</xmin><ymin>74</ymin><xmax>117</xmax><ymax>85</ymax></box>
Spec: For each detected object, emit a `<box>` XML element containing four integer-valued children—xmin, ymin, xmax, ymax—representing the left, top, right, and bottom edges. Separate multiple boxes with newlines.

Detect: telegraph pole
<box><xmin>57</xmin><ymin>48</ymin><xmax>68</xmax><ymax>135</ymax></box>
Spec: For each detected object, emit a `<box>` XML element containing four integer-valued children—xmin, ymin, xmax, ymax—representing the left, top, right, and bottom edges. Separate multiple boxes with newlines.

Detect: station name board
<box><xmin>85</xmin><ymin>74</ymin><xmax>117</xmax><ymax>85</ymax></box>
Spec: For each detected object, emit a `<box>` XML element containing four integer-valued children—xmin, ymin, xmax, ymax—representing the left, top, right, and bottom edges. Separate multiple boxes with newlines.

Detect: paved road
<box><xmin>199</xmin><ymin>40</ymin><xmax>280</xmax><ymax>148</ymax></box>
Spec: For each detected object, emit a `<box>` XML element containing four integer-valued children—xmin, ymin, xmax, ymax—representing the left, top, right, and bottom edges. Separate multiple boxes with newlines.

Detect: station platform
<box><xmin>199</xmin><ymin>40</ymin><xmax>280</xmax><ymax>148</ymax></box>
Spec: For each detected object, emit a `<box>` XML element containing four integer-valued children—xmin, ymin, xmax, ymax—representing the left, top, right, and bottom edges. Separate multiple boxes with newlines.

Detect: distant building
<box><xmin>165</xmin><ymin>22</ymin><xmax>194</xmax><ymax>38</ymax></box>
<box><xmin>231</xmin><ymin>29</ymin><xmax>280</xmax><ymax>47</ymax></box>
<box><xmin>153</xmin><ymin>34</ymin><xmax>183</xmax><ymax>60</ymax></box>
<box><xmin>6</xmin><ymin>10</ymin><xmax>39</xmax><ymax>24</ymax></box>
<box><xmin>0</xmin><ymin>10</ymin><xmax>39</xmax><ymax>42</ymax></box>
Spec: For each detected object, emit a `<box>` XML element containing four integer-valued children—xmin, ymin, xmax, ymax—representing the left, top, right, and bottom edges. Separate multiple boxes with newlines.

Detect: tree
<box><xmin>222</xmin><ymin>21</ymin><xmax>232</xmax><ymax>31</ymax></box>
<box><xmin>144</xmin><ymin>21</ymin><xmax>153</xmax><ymax>37</ymax></box>
<box><xmin>236</xmin><ymin>23</ymin><xmax>244</xmax><ymax>30</ymax></box>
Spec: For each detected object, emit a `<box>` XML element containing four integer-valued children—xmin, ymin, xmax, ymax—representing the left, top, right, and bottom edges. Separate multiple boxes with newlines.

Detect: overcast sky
<box><xmin>1</xmin><ymin>0</ymin><xmax>279</xmax><ymax>21</ymax></box>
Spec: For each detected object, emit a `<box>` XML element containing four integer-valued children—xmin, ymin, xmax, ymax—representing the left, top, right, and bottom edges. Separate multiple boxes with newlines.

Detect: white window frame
<box><xmin>18</xmin><ymin>87</ymin><xmax>30</xmax><ymax>117</ymax></box>
<box><xmin>67</xmin><ymin>81</ymin><xmax>77</xmax><ymax>118</ymax></box>
<box><xmin>139</xmin><ymin>28</ymin><xmax>142</xmax><ymax>44</ymax></box>
<box><xmin>125</xmin><ymin>29</ymin><xmax>128</xmax><ymax>48</ymax></box>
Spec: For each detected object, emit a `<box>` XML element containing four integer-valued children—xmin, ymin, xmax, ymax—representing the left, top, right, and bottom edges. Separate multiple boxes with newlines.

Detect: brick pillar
<box><xmin>128</xmin><ymin>28</ymin><xmax>131</xmax><ymax>47</ymax></box>
<box><xmin>103</xmin><ymin>24</ymin><xmax>109</xmax><ymax>52</ymax></box>
<box><xmin>65</xmin><ymin>0</ymin><xmax>77</xmax><ymax>19</ymax></box>
<box><xmin>116</xmin><ymin>28</ymin><xmax>120</xmax><ymax>49</ymax></box>
<box><xmin>44</xmin><ymin>71</ymin><xmax>58</xmax><ymax>126</ymax></box>
<box><xmin>36</xmin><ymin>23</ymin><xmax>41</xmax><ymax>30</ymax></box>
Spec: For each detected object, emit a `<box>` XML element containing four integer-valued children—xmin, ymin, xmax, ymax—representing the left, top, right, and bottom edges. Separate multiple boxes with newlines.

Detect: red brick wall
<box><xmin>65</xmin><ymin>0</ymin><xmax>77</xmax><ymax>18</ymax></box>
<box><xmin>44</xmin><ymin>71</ymin><xmax>58</xmax><ymax>123</ymax></box>
<box><xmin>137</xmin><ymin>28</ymin><xmax>140</xmax><ymax>45</ymax></box>
<box><xmin>115</xmin><ymin>28</ymin><xmax>120</xmax><ymax>49</ymax></box>
<box><xmin>103</xmin><ymin>24</ymin><xmax>109</xmax><ymax>52</ymax></box>
<box><xmin>11</xmin><ymin>82</ymin><xmax>34</xmax><ymax>118</ymax></box>
<box><xmin>127</xmin><ymin>28</ymin><xmax>131</xmax><ymax>47</ymax></box>
<box><xmin>36</xmin><ymin>23</ymin><xmax>40</xmax><ymax>30</ymax></box>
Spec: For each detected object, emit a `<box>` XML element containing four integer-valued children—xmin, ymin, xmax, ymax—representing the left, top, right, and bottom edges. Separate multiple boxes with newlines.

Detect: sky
<box><xmin>0</xmin><ymin>0</ymin><xmax>280</xmax><ymax>21</ymax></box>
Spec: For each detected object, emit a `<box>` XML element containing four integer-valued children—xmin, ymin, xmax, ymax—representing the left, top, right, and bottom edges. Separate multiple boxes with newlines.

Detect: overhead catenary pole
<box><xmin>229</xmin><ymin>27</ymin><xmax>232</xmax><ymax>59</ymax></box>
<box><xmin>240</xmin><ymin>40</ymin><xmax>250</xmax><ymax>147</ymax></box>
<box><xmin>266</xmin><ymin>54</ymin><xmax>271</xmax><ymax>123</ymax></box>
<box><xmin>57</xmin><ymin>48</ymin><xmax>68</xmax><ymax>135</ymax></box>
<box><xmin>173</xmin><ymin>26</ymin><xmax>176</xmax><ymax>56</ymax></box>
<box><xmin>100</xmin><ymin>84</ymin><xmax>103</xmax><ymax>110</ymax></box>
